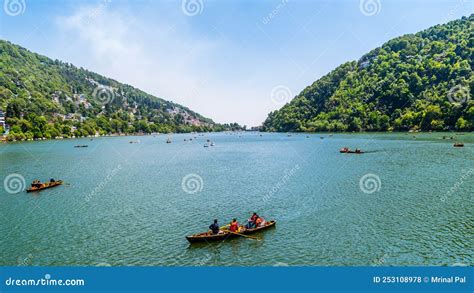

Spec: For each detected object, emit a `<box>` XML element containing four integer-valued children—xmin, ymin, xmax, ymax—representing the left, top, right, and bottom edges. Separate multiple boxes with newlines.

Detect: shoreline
<box><xmin>1</xmin><ymin>131</ymin><xmax>472</xmax><ymax>145</ymax></box>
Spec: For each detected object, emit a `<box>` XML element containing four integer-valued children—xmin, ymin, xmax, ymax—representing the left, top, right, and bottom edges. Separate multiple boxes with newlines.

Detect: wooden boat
<box><xmin>186</xmin><ymin>220</ymin><xmax>276</xmax><ymax>244</ymax></box>
<box><xmin>26</xmin><ymin>180</ymin><xmax>63</xmax><ymax>193</ymax></box>
<box><xmin>347</xmin><ymin>150</ymin><xmax>364</xmax><ymax>154</ymax></box>
<box><xmin>340</xmin><ymin>148</ymin><xmax>364</xmax><ymax>154</ymax></box>
<box><xmin>340</xmin><ymin>147</ymin><xmax>349</xmax><ymax>153</ymax></box>
<box><xmin>453</xmin><ymin>142</ymin><xmax>464</xmax><ymax>147</ymax></box>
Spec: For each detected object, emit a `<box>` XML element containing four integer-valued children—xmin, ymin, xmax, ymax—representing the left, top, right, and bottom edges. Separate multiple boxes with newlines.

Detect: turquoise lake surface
<box><xmin>0</xmin><ymin>132</ymin><xmax>473</xmax><ymax>266</ymax></box>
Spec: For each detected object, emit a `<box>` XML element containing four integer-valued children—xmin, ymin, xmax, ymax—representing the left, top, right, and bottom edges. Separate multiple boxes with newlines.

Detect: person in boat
<box><xmin>209</xmin><ymin>219</ymin><xmax>220</xmax><ymax>235</ymax></box>
<box><xmin>31</xmin><ymin>179</ymin><xmax>42</xmax><ymax>188</ymax></box>
<box><xmin>355</xmin><ymin>148</ymin><xmax>361</xmax><ymax>153</ymax></box>
<box><xmin>255</xmin><ymin>216</ymin><xmax>266</xmax><ymax>228</ymax></box>
<box><xmin>246</xmin><ymin>213</ymin><xmax>259</xmax><ymax>229</ymax></box>
<box><xmin>229</xmin><ymin>219</ymin><xmax>240</xmax><ymax>232</ymax></box>
<box><xmin>50</xmin><ymin>178</ymin><xmax>55</xmax><ymax>183</ymax></box>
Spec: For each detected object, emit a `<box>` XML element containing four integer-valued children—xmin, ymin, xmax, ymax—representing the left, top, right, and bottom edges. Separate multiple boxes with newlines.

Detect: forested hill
<box><xmin>263</xmin><ymin>15</ymin><xmax>473</xmax><ymax>132</ymax></box>
<box><xmin>0</xmin><ymin>40</ymin><xmax>240</xmax><ymax>140</ymax></box>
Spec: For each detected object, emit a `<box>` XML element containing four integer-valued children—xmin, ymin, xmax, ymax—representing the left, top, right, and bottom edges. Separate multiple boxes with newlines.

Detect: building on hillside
<box><xmin>0</xmin><ymin>110</ymin><xmax>5</xmax><ymax>128</ymax></box>
<box><xmin>0</xmin><ymin>110</ymin><xmax>8</xmax><ymax>135</ymax></box>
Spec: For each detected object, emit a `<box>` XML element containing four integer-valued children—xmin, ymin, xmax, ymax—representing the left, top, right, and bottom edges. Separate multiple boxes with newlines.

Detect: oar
<box><xmin>227</xmin><ymin>230</ymin><xmax>261</xmax><ymax>241</ymax></box>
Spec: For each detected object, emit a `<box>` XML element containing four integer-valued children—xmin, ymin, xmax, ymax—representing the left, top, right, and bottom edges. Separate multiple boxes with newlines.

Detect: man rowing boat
<box><xmin>209</xmin><ymin>219</ymin><xmax>221</xmax><ymax>235</ymax></box>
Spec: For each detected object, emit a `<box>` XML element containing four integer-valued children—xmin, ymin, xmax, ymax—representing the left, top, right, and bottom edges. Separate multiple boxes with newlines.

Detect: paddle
<box><xmin>227</xmin><ymin>230</ymin><xmax>261</xmax><ymax>241</ymax></box>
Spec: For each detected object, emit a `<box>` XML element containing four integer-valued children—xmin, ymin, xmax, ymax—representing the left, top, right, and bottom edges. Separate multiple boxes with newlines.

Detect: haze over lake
<box><xmin>0</xmin><ymin>133</ymin><xmax>472</xmax><ymax>266</ymax></box>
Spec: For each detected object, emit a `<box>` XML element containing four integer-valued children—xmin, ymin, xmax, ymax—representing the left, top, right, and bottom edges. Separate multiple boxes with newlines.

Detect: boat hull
<box><xmin>186</xmin><ymin>220</ymin><xmax>276</xmax><ymax>244</ymax></box>
<box><xmin>26</xmin><ymin>181</ymin><xmax>63</xmax><ymax>193</ymax></box>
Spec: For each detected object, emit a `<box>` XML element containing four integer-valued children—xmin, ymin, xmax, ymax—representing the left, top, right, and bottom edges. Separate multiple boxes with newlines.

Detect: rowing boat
<box><xmin>186</xmin><ymin>220</ymin><xmax>276</xmax><ymax>243</ymax></box>
<box><xmin>26</xmin><ymin>180</ymin><xmax>63</xmax><ymax>193</ymax></box>
<box><xmin>340</xmin><ymin>148</ymin><xmax>364</xmax><ymax>154</ymax></box>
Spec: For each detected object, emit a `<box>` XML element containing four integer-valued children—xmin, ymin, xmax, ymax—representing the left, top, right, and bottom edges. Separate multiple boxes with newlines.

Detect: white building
<box><xmin>0</xmin><ymin>110</ymin><xmax>5</xmax><ymax>128</ymax></box>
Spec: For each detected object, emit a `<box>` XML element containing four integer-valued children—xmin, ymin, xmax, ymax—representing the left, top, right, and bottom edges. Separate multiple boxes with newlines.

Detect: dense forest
<box><xmin>263</xmin><ymin>15</ymin><xmax>473</xmax><ymax>132</ymax></box>
<box><xmin>0</xmin><ymin>40</ymin><xmax>243</xmax><ymax>141</ymax></box>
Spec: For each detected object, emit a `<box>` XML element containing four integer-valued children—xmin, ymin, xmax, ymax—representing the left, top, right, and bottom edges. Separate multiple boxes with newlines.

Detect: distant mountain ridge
<box><xmin>263</xmin><ymin>15</ymin><xmax>473</xmax><ymax>132</ymax></box>
<box><xmin>0</xmin><ymin>40</ymin><xmax>240</xmax><ymax>140</ymax></box>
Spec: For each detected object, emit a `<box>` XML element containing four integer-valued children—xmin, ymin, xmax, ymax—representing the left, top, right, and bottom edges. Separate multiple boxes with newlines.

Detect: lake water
<box><xmin>0</xmin><ymin>132</ymin><xmax>473</xmax><ymax>266</ymax></box>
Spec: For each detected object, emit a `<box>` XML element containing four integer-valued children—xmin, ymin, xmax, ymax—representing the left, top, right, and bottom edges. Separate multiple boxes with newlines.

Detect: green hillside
<box><xmin>0</xmin><ymin>40</ymin><xmax>239</xmax><ymax>140</ymax></box>
<box><xmin>263</xmin><ymin>15</ymin><xmax>473</xmax><ymax>132</ymax></box>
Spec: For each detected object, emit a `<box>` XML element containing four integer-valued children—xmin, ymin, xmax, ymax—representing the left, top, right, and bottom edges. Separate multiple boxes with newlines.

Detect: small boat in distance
<box><xmin>74</xmin><ymin>145</ymin><xmax>88</xmax><ymax>148</ymax></box>
<box><xmin>186</xmin><ymin>220</ymin><xmax>276</xmax><ymax>244</ymax></box>
<box><xmin>340</xmin><ymin>147</ymin><xmax>349</xmax><ymax>153</ymax></box>
<box><xmin>27</xmin><ymin>180</ymin><xmax>63</xmax><ymax>193</ymax></box>
<box><xmin>453</xmin><ymin>142</ymin><xmax>464</xmax><ymax>147</ymax></box>
<box><xmin>340</xmin><ymin>147</ymin><xmax>364</xmax><ymax>154</ymax></box>
<box><xmin>166</xmin><ymin>138</ymin><xmax>172</xmax><ymax>144</ymax></box>
<box><xmin>129</xmin><ymin>140</ymin><xmax>140</xmax><ymax>144</ymax></box>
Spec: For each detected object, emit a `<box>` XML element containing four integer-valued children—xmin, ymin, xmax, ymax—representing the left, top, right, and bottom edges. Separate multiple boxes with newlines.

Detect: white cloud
<box><xmin>55</xmin><ymin>2</ymin><xmax>283</xmax><ymax>126</ymax></box>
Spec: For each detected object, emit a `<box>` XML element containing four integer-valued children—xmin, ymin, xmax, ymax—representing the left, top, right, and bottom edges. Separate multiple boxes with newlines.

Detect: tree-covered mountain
<box><xmin>263</xmin><ymin>15</ymin><xmax>473</xmax><ymax>132</ymax></box>
<box><xmin>0</xmin><ymin>40</ymin><xmax>241</xmax><ymax>140</ymax></box>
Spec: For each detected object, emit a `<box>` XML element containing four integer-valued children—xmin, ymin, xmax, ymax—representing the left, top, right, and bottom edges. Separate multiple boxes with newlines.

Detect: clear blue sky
<box><xmin>0</xmin><ymin>0</ymin><xmax>472</xmax><ymax>126</ymax></box>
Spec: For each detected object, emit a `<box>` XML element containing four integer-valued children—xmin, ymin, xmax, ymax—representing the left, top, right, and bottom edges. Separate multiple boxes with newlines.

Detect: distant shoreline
<box><xmin>1</xmin><ymin>130</ymin><xmax>472</xmax><ymax>144</ymax></box>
